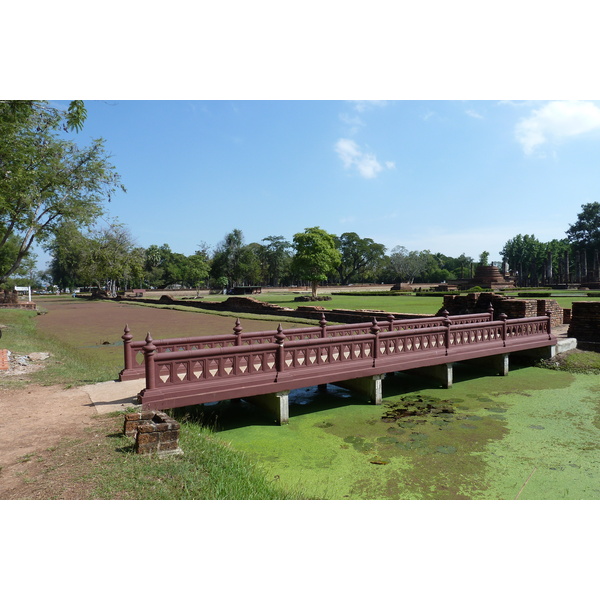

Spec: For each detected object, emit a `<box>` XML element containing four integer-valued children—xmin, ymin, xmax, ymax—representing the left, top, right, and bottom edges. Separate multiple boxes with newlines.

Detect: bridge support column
<box><xmin>335</xmin><ymin>374</ymin><xmax>386</xmax><ymax>404</ymax></box>
<box><xmin>246</xmin><ymin>390</ymin><xmax>290</xmax><ymax>425</ymax></box>
<box><xmin>410</xmin><ymin>363</ymin><xmax>454</xmax><ymax>388</ymax></box>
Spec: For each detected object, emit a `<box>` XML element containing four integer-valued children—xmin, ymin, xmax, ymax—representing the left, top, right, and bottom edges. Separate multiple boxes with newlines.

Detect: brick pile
<box><xmin>123</xmin><ymin>411</ymin><xmax>182</xmax><ymax>456</ymax></box>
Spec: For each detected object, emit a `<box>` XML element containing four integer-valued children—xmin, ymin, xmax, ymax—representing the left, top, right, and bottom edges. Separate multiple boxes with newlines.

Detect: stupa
<box><xmin>447</xmin><ymin>265</ymin><xmax>514</xmax><ymax>291</ymax></box>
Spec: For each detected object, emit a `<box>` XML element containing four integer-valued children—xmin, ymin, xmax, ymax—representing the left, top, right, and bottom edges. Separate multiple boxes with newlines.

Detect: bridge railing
<box><xmin>138</xmin><ymin>312</ymin><xmax>552</xmax><ymax>394</ymax></box>
<box><xmin>119</xmin><ymin>309</ymin><xmax>495</xmax><ymax>380</ymax></box>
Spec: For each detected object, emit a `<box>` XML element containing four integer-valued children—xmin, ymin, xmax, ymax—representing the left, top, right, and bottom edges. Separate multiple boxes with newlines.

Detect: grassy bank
<box><xmin>0</xmin><ymin>308</ymin><xmax>116</xmax><ymax>387</ymax></box>
<box><xmin>81</xmin><ymin>414</ymin><xmax>310</xmax><ymax>500</ymax></box>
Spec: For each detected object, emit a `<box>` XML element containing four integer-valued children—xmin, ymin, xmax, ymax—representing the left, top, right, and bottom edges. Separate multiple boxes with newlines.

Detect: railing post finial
<box><xmin>233</xmin><ymin>318</ymin><xmax>243</xmax><ymax>344</ymax></box>
<box><xmin>275</xmin><ymin>324</ymin><xmax>286</xmax><ymax>345</ymax></box>
<box><xmin>275</xmin><ymin>324</ymin><xmax>286</xmax><ymax>377</ymax></box>
<box><xmin>143</xmin><ymin>333</ymin><xmax>157</xmax><ymax>390</ymax></box>
<box><xmin>320</xmin><ymin>313</ymin><xmax>328</xmax><ymax>337</ymax></box>
<box><xmin>122</xmin><ymin>324</ymin><xmax>133</xmax><ymax>371</ymax></box>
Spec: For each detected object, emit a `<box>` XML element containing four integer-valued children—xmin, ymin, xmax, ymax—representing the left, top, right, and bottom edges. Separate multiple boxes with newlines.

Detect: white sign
<box><xmin>14</xmin><ymin>286</ymin><xmax>31</xmax><ymax>302</ymax></box>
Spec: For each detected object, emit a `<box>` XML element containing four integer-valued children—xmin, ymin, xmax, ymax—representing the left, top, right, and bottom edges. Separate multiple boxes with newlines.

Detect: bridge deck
<box><xmin>132</xmin><ymin>314</ymin><xmax>556</xmax><ymax>412</ymax></box>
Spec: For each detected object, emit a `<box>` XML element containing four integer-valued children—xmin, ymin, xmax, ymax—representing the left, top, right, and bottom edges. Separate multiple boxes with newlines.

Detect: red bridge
<box><xmin>120</xmin><ymin>309</ymin><xmax>557</xmax><ymax>424</ymax></box>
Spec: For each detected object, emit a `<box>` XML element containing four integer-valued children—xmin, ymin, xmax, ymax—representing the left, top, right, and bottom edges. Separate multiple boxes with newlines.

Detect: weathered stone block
<box><xmin>137</xmin><ymin>432</ymin><xmax>159</xmax><ymax>445</ymax></box>
<box><xmin>124</xmin><ymin>410</ymin><xmax>183</xmax><ymax>456</ymax></box>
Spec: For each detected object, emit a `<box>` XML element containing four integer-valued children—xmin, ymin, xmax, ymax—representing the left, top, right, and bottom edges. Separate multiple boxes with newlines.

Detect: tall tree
<box><xmin>566</xmin><ymin>202</ymin><xmax>600</xmax><ymax>251</ymax></box>
<box><xmin>291</xmin><ymin>226</ymin><xmax>341</xmax><ymax>298</ymax></box>
<box><xmin>210</xmin><ymin>229</ymin><xmax>250</xmax><ymax>287</ymax></box>
<box><xmin>501</xmin><ymin>234</ymin><xmax>546</xmax><ymax>286</ymax></box>
<box><xmin>48</xmin><ymin>221</ymin><xmax>143</xmax><ymax>295</ymax></box>
<box><xmin>261</xmin><ymin>235</ymin><xmax>292</xmax><ymax>286</ymax></box>
<box><xmin>388</xmin><ymin>246</ymin><xmax>433</xmax><ymax>284</ymax></box>
<box><xmin>183</xmin><ymin>253</ymin><xmax>210</xmax><ymax>293</ymax></box>
<box><xmin>47</xmin><ymin>220</ymin><xmax>88</xmax><ymax>290</ymax></box>
<box><xmin>335</xmin><ymin>232</ymin><xmax>386</xmax><ymax>284</ymax></box>
<box><xmin>0</xmin><ymin>101</ymin><xmax>124</xmax><ymax>283</ymax></box>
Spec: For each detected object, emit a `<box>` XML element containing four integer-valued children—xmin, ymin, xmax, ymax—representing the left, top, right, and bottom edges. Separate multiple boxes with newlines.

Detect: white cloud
<box><xmin>339</xmin><ymin>112</ymin><xmax>364</xmax><ymax>135</ymax></box>
<box><xmin>515</xmin><ymin>100</ymin><xmax>600</xmax><ymax>155</ymax></box>
<box><xmin>350</xmin><ymin>100</ymin><xmax>388</xmax><ymax>113</ymax></box>
<box><xmin>335</xmin><ymin>138</ymin><xmax>394</xmax><ymax>179</ymax></box>
<box><xmin>466</xmin><ymin>109</ymin><xmax>483</xmax><ymax>119</ymax></box>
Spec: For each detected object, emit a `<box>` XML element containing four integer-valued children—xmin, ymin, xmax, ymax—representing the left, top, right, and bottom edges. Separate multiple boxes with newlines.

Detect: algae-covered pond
<box><xmin>180</xmin><ymin>365</ymin><xmax>600</xmax><ymax>500</ymax></box>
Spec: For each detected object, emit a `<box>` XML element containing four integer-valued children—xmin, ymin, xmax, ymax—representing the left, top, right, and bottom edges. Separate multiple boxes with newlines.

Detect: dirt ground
<box><xmin>0</xmin><ymin>381</ymin><xmax>100</xmax><ymax>499</ymax></box>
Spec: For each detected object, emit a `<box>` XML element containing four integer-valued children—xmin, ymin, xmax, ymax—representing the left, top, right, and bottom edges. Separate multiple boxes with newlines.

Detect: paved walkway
<box><xmin>81</xmin><ymin>378</ymin><xmax>144</xmax><ymax>414</ymax></box>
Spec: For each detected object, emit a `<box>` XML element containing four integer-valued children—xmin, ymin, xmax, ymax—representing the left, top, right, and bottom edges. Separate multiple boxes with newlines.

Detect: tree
<box><xmin>48</xmin><ymin>221</ymin><xmax>143</xmax><ymax>294</ymax></box>
<box><xmin>0</xmin><ymin>101</ymin><xmax>124</xmax><ymax>283</ymax></box>
<box><xmin>47</xmin><ymin>220</ymin><xmax>88</xmax><ymax>290</ymax></box>
<box><xmin>335</xmin><ymin>232</ymin><xmax>386</xmax><ymax>284</ymax></box>
<box><xmin>210</xmin><ymin>229</ymin><xmax>251</xmax><ymax>288</ymax></box>
<box><xmin>566</xmin><ymin>202</ymin><xmax>600</xmax><ymax>251</ymax></box>
<box><xmin>261</xmin><ymin>235</ymin><xmax>292</xmax><ymax>286</ymax></box>
<box><xmin>456</xmin><ymin>253</ymin><xmax>474</xmax><ymax>279</ymax></box>
<box><xmin>501</xmin><ymin>234</ymin><xmax>546</xmax><ymax>286</ymax></box>
<box><xmin>388</xmin><ymin>246</ymin><xmax>433</xmax><ymax>284</ymax></box>
<box><xmin>183</xmin><ymin>253</ymin><xmax>210</xmax><ymax>294</ymax></box>
<box><xmin>291</xmin><ymin>226</ymin><xmax>341</xmax><ymax>298</ymax></box>
<box><xmin>478</xmin><ymin>251</ymin><xmax>490</xmax><ymax>267</ymax></box>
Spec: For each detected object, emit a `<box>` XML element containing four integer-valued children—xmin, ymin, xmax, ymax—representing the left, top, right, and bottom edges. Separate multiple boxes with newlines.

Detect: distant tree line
<box><xmin>39</xmin><ymin>223</ymin><xmax>490</xmax><ymax>296</ymax></box>
<box><xmin>5</xmin><ymin>101</ymin><xmax>600</xmax><ymax>293</ymax></box>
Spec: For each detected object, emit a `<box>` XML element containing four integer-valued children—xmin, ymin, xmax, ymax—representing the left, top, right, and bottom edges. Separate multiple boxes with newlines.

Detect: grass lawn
<box><xmin>182</xmin><ymin>291</ymin><xmax>598</xmax><ymax>312</ymax></box>
<box><xmin>178</xmin><ymin>292</ymin><xmax>447</xmax><ymax>315</ymax></box>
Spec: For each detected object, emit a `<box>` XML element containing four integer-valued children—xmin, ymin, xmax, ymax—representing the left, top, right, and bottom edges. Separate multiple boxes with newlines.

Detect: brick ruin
<box><xmin>567</xmin><ymin>302</ymin><xmax>600</xmax><ymax>349</ymax></box>
<box><xmin>0</xmin><ymin>289</ymin><xmax>36</xmax><ymax>310</ymax></box>
<box><xmin>447</xmin><ymin>265</ymin><xmax>516</xmax><ymax>291</ymax></box>
<box><xmin>439</xmin><ymin>292</ymin><xmax>565</xmax><ymax>329</ymax></box>
<box><xmin>123</xmin><ymin>411</ymin><xmax>182</xmax><ymax>456</ymax></box>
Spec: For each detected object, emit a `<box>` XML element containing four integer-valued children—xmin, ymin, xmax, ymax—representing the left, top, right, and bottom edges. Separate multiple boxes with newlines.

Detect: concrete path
<box><xmin>80</xmin><ymin>378</ymin><xmax>145</xmax><ymax>414</ymax></box>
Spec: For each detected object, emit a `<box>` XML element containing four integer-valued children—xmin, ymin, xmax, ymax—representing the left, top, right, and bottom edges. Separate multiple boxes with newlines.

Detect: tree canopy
<box><xmin>335</xmin><ymin>232</ymin><xmax>386</xmax><ymax>285</ymax></box>
<box><xmin>0</xmin><ymin>100</ymin><xmax>124</xmax><ymax>283</ymax></box>
<box><xmin>566</xmin><ymin>202</ymin><xmax>600</xmax><ymax>251</ymax></box>
<box><xmin>291</xmin><ymin>226</ymin><xmax>341</xmax><ymax>297</ymax></box>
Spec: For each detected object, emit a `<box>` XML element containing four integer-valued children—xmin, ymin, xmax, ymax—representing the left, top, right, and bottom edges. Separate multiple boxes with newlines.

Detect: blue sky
<box><xmin>41</xmin><ymin>99</ymin><xmax>600</xmax><ymax>269</ymax></box>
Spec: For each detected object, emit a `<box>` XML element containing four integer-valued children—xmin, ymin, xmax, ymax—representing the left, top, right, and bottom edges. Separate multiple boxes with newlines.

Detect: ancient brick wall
<box><xmin>567</xmin><ymin>302</ymin><xmax>600</xmax><ymax>342</ymax></box>
<box><xmin>441</xmin><ymin>293</ymin><xmax>563</xmax><ymax>327</ymax></box>
<box><xmin>536</xmin><ymin>299</ymin><xmax>564</xmax><ymax>328</ymax></box>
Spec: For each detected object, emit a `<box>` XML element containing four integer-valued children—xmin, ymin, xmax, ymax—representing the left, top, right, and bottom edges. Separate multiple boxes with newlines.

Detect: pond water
<box><xmin>178</xmin><ymin>365</ymin><xmax>600</xmax><ymax>500</ymax></box>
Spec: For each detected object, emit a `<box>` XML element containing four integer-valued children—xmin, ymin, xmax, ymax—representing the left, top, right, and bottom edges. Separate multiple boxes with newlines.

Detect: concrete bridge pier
<box><xmin>410</xmin><ymin>363</ymin><xmax>454</xmax><ymax>388</ymax></box>
<box><xmin>335</xmin><ymin>374</ymin><xmax>386</xmax><ymax>404</ymax></box>
<box><xmin>246</xmin><ymin>390</ymin><xmax>290</xmax><ymax>425</ymax></box>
